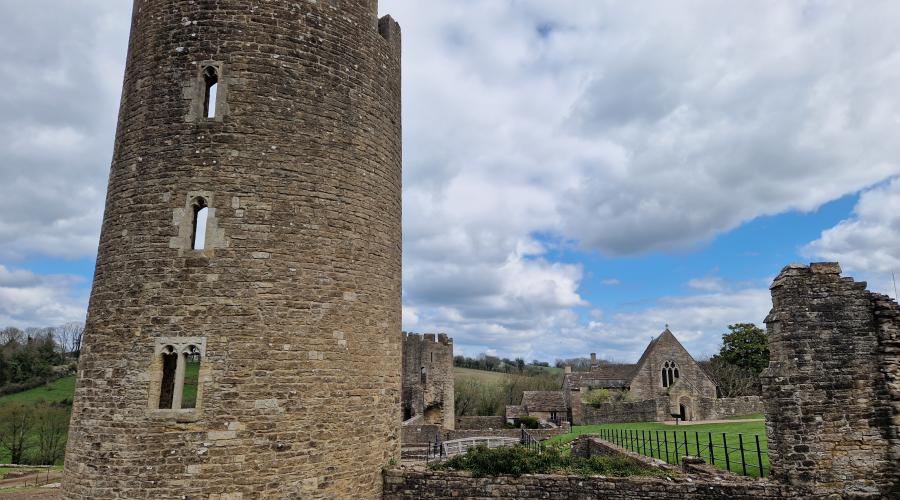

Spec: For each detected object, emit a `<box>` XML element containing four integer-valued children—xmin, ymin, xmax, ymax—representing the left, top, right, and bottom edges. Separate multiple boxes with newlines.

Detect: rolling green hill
<box><xmin>0</xmin><ymin>376</ymin><xmax>75</xmax><ymax>405</ymax></box>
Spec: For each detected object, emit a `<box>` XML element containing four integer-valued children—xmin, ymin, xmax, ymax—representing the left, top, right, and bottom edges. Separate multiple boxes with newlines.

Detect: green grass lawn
<box><xmin>551</xmin><ymin>420</ymin><xmax>769</xmax><ymax>477</ymax></box>
<box><xmin>725</xmin><ymin>413</ymin><xmax>764</xmax><ymax>420</ymax></box>
<box><xmin>0</xmin><ymin>376</ymin><xmax>75</xmax><ymax>405</ymax></box>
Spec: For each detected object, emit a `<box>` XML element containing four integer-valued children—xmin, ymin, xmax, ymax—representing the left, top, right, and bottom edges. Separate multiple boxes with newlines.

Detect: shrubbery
<box><xmin>582</xmin><ymin>389</ymin><xmax>632</xmax><ymax>407</ymax></box>
<box><xmin>430</xmin><ymin>444</ymin><xmax>669</xmax><ymax>478</ymax></box>
<box><xmin>513</xmin><ymin>416</ymin><xmax>540</xmax><ymax>429</ymax></box>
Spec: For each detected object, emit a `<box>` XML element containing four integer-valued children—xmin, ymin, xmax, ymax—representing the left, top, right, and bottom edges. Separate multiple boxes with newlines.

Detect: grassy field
<box><xmin>454</xmin><ymin>367</ymin><xmax>511</xmax><ymax>383</ymax></box>
<box><xmin>551</xmin><ymin>419</ymin><xmax>769</xmax><ymax>477</ymax></box>
<box><xmin>0</xmin><ymin>377</ymin><xmax>76</xmax><ymax>465</ymax></box>
<box><xmin>0</xmin><ymin>376</ymin><xmax>75</xmax><ymax>405</ymax></box>
<box><xmin>725</xmin><ymin>413</ymin><xmax>763</xmax><ymax>420</ymax></box>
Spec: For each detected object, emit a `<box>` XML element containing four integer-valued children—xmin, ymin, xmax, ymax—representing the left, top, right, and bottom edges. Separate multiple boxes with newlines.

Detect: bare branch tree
<box><xmin>54</xmin><ymin>322</ymin><xmax>85</xmax><ymax>354</ymax></box>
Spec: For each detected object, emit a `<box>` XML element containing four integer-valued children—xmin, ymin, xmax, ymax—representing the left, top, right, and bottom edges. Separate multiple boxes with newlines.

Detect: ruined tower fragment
<box><xmin>63</xmin><ymin>1</ymin><xmax>402</xmax><ymax>498</ymax></box>
<box><xmin>762</xmin><ymin>263</ymin><xmax>899</xmax><ymax>497</ymax></box>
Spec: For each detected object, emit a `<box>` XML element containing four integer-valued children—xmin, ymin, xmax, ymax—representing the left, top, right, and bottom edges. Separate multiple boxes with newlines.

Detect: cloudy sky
<box><xmin>1</xmin><ymin>1</ymin><xmax>899</xmax><ymax>363</ymax></box>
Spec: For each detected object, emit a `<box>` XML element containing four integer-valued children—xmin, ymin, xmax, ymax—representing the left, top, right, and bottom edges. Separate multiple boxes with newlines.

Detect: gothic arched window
<box><xmin>662</xmin><ymin>360</ymin><xmax>678</xmax><ymax>387</ymax></box>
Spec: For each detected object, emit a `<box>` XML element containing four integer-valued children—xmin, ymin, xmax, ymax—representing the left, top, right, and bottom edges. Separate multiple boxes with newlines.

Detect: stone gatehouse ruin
<box><xmin>762</xmin><ymin>262</ymin><xmax>899</xmax><ymax>497</ymax></box>
<box><xmin>401</xmin><ymin>332</ymin><xmax>454</xmax><ymax>430</ymax></box>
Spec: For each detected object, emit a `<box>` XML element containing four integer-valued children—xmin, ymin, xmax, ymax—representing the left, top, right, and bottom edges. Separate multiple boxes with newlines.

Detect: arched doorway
<box><xmin>677</xmin><ymin>396</ymin><xmax>693</xmax><ymax>421</ymax></box>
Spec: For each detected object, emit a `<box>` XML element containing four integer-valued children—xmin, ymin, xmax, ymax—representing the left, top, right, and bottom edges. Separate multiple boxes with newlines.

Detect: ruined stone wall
<box><xmin>695</xmin><ymin>396</ymin><xmax>764</xmax><ymax>420</ymax></box>
<box><xmin>62</xmin><ymin>1</ymin><xmax>402</xmax><ymax>499</ymax></box>
<box><xmin>761</xmin><ymin>263</ymin><xmax>900</xmax><ymax>497</ymax></box>
<box><xmin>401</xmin><ymin>332</ymin><xmax>454</xmax><ymax>430</ymax></box>
<box><xmin>382</xmin><ymin>469</ymin><xmax>808</xmax><ymax>499</ymax></box>
<box><xmin>454</xmin><ymin>416</ymin><xmax>505</xmax><ymax>430</ymax></box>
<box><xmin>400</xmin><ymin>424</ymin><xmax>442</xmax><ymax>446</ymax></box>
<box><xmin>444</xmin><ymin>423</ymin><xmax>570</xmax><ymax>441</ymax></box>
<box><xmin>577</xmin><ymin>398</ymin><xmax>661</xmax><ymax>425</ymax></box>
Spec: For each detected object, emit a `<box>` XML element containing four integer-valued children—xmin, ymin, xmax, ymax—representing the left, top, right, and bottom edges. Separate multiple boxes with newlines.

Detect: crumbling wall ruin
<box><xmin>762</xmin><ymin>262</ymin><xmax>899</xmax><ymax>497</ymax></box>
<box><xmin>402</xmin><ymin>332</ymin><xmax>454</xmax><ymax>430</ymax></box>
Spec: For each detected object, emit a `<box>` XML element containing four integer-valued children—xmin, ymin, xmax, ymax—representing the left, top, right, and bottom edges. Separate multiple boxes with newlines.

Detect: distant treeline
<box><xmin>453</xmin><ymin>354</ymin><xmax>550</xmax><ymax>375</ymax></box>
<box><xmin>0</xmin><ymin>324</ymin><xmax>82</xmax><ymax>396</ymax></box>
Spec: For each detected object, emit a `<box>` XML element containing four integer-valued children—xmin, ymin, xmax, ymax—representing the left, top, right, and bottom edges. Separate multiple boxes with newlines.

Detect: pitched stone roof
<box><xmin>565</xmin><ymin>363</ymin><xmax>636</xmax><ymax>390</ymax></box>
<box><xmin>521</xmin><ymin>391</ymin><xmax>568</xmax><ymax>412</ymax></box>
<box><xmin>505</xmin><ymin>405</ymin><xmax>527</xmax><ymax>420</ymax></box>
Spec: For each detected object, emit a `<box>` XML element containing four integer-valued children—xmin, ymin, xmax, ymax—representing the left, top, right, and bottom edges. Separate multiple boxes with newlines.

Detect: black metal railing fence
<box><xmin>597</xmin><ymin>428</ymin><xmax>768</xmax><ymax>477</ymax></box>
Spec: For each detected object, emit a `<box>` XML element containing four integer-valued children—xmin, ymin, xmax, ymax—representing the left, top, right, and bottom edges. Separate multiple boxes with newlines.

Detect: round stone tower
<box><xmin>62</xmin><ymin>1</ymin><xmax>401</xmax><ymax>498</ymax></box>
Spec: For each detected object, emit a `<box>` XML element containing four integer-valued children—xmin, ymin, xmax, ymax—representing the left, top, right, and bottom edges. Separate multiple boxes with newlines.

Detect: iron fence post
<box><xmin>739</xmin><ymin>434</ymin><xmax>747</xmax><ymax>476</ymax></box>
<box><xmin>708</xmin><ymin>432</ymin><xmax>714</xmax><ymax>465</ymax></box>
<box><xmin>723</xmin><ymin>433</ymin><xmax>730</xmax><ymax>473</ymax></box>
<box><xmin>673</xmin><ymin>431</ymin><xmax>678</xmax><ymax>465</ymax></box>
<box><xmin>695</xmin><ymin>431</ymin><xmax>700</xmax><ymax>458</ymax></box>
<box><xmin>664</xmin><ymin>431</ymin><xmax>670</xmax><ymax>464</ymax></box>
<box><xmin>755</xmin><ymin>434</ymin><xmax>764</xmax><ymax>478</ymax></box>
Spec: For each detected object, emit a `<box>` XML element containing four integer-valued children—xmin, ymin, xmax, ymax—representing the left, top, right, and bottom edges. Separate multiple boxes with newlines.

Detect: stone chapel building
<box><xmin>553</xmin><ymin>328</ymin><xmax>762</xmax><ymax>424</ymax></box>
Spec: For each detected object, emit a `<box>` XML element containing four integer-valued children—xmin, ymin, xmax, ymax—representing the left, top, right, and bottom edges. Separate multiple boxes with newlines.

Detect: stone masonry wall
<box><xmin>577</xmin><ymin>398</ymin><xmax>660</xmax><ymax>425</ymax></box>
<box><xmin>444</xmin><ymin>423</ymin><xmax>570</xmax><ymax>442</ymax></box>
<box><xmin>382</xmin><ymin>469</ymin><xmax>808</xmax><ymax>499</ymax></box>
<box><xmin>62</xmin><ymin>1</ymin><xmax>402</xmax><ymax>499</ymax></box>
<box><xmin>454</xmin><ymin>416</ymin><xmax>505</xmax><ymax>430</ymax></box>
<box><xmin>761</xmin><ymin>263</ymin><xmax>900</xmax><ymax>497</ymax></box>
<box><xmin>696</xmin><ymin>396</ymin><xmax>764</xmax><ymax>420</ymax></box>
<box><xmin>401</xmin><ymin>333</ymin><xmax>454</xmax><ymax>430</ymax></box>
<box><xmin>400</xmin><ymin>424</ymin><xmax>442</xmax><ymax>446</ymax></box>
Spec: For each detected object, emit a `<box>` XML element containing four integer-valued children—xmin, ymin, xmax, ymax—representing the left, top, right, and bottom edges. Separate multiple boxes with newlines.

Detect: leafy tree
<box><xmin>0</xmin><ymin>402</ymin><xmax>34</xmax><ymax>464</ymax></box>
<box><xmin>714</xmin><ymin>323</ymin><xmax>769</xmax><ymax>374</ymax></box>
<box><xmin>32</xmin><ymin>402</ymin><xmax>70</xmax><ymax>465</ymax></box>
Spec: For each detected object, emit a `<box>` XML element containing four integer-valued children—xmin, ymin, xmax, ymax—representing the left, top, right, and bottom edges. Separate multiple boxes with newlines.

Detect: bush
<box><xmin>582</xmin><ymin>389</ymin><xmax>610</xmax><ymax>406</ymax></box>
<box><xmin>515</xmin><ymin>416</ymin><xmax>540</xmax><ymax>429</ymax></box>
<box><xmin>430</xmin><ymin>444</ymin><xmax>669</xmax><ymax>478</ymax></box>
<box><xmin>582</xmin><ymin>389</ymin><xmax>632</xmax><ymax>407</ymax></box>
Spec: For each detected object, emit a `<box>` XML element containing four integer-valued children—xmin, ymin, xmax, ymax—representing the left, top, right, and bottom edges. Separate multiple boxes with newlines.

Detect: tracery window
<box><xmin>153</xmin><ymin>339</ymin><xmax>205</xmax><ymax>411</ymax></box>
<box><xmin>661</xmin><ymin>360</ymin><xmax>679</xmax><ymax>387</ymax></box>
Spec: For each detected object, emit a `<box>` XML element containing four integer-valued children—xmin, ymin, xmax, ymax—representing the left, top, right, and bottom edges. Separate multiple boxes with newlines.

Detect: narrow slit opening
<box><xmin>191</xmin><ymin>198</ymin><xmax>209</xmax><ymax>250</ymax></box>
<box><xmin>203</xmin><ymin>66</ymin><xmax>219</xmax><ymax>119</ymax></box>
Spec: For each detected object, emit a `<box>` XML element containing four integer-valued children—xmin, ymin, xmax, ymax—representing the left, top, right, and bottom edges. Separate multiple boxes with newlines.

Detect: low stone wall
<box><xmin>700</xmin><ymin>396</ymin><xmax>764</xmax><ymax>419</ymax></box>
<box><xmin>401</xmin><ymin>424</ymin><xmax>442</xmax><ymax>445</ymax></box>
<box><xmin>445</xmin><ymin>429</ymin><xmax>520</xmax><ymax>440</ymax></box>
<box><xmin>578</xmin><ymin>398</ymin><xmax>659</xmax><ymax>424</ymax></box>
<box><xmin>454</xmin><ymin>416</ymin><xmax>505</xmax><ymax>430</ymax></box>
<box><xmin>382</xmin><ymin>469</ymin><xmax>808</xmax><ymax>499</ymax></box>
<box><xmin>445</xmin><ymin>423</ymin><xmax>570</xmax><ymax>442</ymax></box>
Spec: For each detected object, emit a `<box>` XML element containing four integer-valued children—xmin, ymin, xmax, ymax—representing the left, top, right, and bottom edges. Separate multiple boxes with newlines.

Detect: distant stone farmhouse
<box><xmin>506</xmin><ymin>391</ymin><xmax>568</xmax><ymax>424</ymax></box>
<box><xmin>511</xmin><ymin>329</ymin><xmax>761</xmax><ymax>425</ymax></box>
